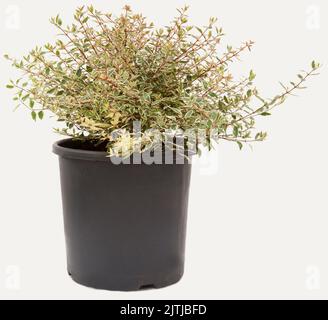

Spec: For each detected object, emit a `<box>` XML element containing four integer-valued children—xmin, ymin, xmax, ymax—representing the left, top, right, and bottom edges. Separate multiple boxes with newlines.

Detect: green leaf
<box><xmin>76</xmin><ymin>68</ymin><xmax>82</xmax><ymax>77</ymax></box>
<box><xmin>210</xmin><ymin>111</ymin><xmax>218</xmax><ymax>120</ymax></box>
<box><xmin>260</xmin><ymin>112</ymin><xmax>271</xmax><ymax>116</ymax></box>
<box><xmin>143</xmin><ymin>92</ymin><xmax>151</xmax><ymax>101</ymax></box>
<box><xmin>233</xmin><ymin>126</ymin><xmax>239</xmax><ymax>137</ymax></box>
<box><xmin>86</xmin><ymin>66</ymin><xmax>93</xmax><ymax>73</ymax></box>
<box><xmin>255</xmin><ymin>132</ymin><xmax>267</xmax><ymax>141</ymax></box>
<box><xmin>185</xmin><ymin>110</ymin><xmax>193</xmax><ymax>118</ymax></box>
<box><xmin>29</xmin><ymin>100</ymin><xmax>35</xmax><ymax>108</ymax></box>
<box><xmin>237</xmin><ymin>141</ymin><xmax>243</xmax><ymax>150</ymax></box>
<box><xmin>6</xmin><ymin>84</ymin><xmax>14</xmax><ymax>89</ymax></box>
<box><xmin>311</xmin><ymin>60</ymin><xmax>320</xmax><ymax>69</ymax></box>
<box><xmin>47</xmin><ymin>88</ymin><xmax>56</xmax><ymax>94</ymax></box>
<box><xmin>279</xmin><ymin>82</ymin><xmax>287</xmax><ymax>90</ymax></box>
<box><xmin>38</xmin><ymin>111</ymin><xmax>44</xmax><ymax>120</ymax></box>
<box><xmin>71</xmin><ymin>24</ymin><xmax>77</xmax><ymax>33</ymax></box>
<box><xmin>249</xmin><ymin>70</ymin><xmax>256</xmax><ymax>81</ymax></box>
<box><xmin>31</xmin><ymin>111</ymin><xmax>37</xmax><ymax>121</ymax></box>
<box><xmin>55</xmin><ymin>15</ymin><xmax>63</xmax><ymax>26</ymax></box>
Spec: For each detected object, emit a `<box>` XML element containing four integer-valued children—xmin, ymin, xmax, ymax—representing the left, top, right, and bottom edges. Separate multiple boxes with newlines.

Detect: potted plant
<box><xmin>5</xmin><ymin>5</ymin><xmax>319</xmax><ymax>291</ymax></box>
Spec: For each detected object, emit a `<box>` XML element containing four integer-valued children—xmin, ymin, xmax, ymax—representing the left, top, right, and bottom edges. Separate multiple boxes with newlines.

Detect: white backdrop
<box><xmin>0</xmin><ymin>0</ymin><xmax>327</xmax><ymax>300</ymax></box>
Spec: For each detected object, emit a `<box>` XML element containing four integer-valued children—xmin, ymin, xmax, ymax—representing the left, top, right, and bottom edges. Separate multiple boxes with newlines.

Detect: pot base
<box><xmin>68</xmin><ymin>269</ymin><xmax>184</xmax><ymax>291</ymax></box>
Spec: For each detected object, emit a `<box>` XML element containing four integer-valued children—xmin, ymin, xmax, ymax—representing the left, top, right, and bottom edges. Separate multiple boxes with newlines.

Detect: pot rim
<box><xmin>53</xmin><ymin>138</ymin><xmax>195</xmax><ymax>163</ymax></box>
<box><xmin>53</xmin><ymin>138</ymin><xmax>109</xmax><ymax>162</ymax></box>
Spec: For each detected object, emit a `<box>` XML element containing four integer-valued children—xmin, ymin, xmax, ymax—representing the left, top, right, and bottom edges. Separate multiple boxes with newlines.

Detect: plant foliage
<box><xmin>5</xmin><ymin>5</ymin><xmax>320</xmax><ymax>156</ymax></box>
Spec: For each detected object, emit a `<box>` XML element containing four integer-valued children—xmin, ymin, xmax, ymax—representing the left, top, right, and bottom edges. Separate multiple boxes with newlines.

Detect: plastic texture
<box><xmin>53</xmin><ymin>139</ymin><xmax>192</xmax><ymax>291</ymax></box>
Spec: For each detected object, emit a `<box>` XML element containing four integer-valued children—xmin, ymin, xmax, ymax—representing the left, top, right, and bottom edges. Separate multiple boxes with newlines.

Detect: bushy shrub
<box><xmin>5</xmin><ymin>5</ymin><xmax>320</xmax><ymax>157</ymax></box>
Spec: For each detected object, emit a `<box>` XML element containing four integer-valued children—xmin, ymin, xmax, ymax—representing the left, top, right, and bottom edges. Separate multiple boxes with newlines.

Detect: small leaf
<box><xmin>143</xmin><ymin>92</ymin><xmax>151</xmax><ymax>101</ymax></box>
<box><xmin>279</xmin><ymin>82</ymin><xmax>287</xmax><ymax>90</ymax></box>
<box><xmin>260</xmin><ymin>112</ymin><xmax>271</xmax><ymax>116</ymax></box>
<box><xmin>233</xmin><ymin>126</ymin><xmax>239</xmax><ymax>137</ymax></box>
<box><xmin>76</xmin><ymin>68</ymin><xmax>82</xmax><ymax>77</ymax></box>
<box><xmin>6</xmin><ymin>84</ymin><xmax>14</xmax><ymax>89</ymax></box>
<box><xmin>38</xmin><ymin>111</ymin><xmax>44</xmax><ymax>120</ymax></box>
<box><xmin>86</xmin><ymin>66</ymin><xmax>93</xmax><ymax>73</ymax></box>
<box><xmin>255</xmin><ymin>132</ymin><xmax>267</xmax><ymax>141</ymax></box>
<box><xmin>29</xmin><ymin>100</ymin><xmax>35</xmax><ymax>108</ymax></box>
<box><xmin>56</xmin><ymin>15</ymin><xmax>63</xmax><ymax>26</ymax></box>
<box><xmin>47</xmin><ymin>88</ymin><xmax>56</xmax><ymax>94</ymax></box>
<box><xmin>237</xmin><ymin>141</ymin><xmax>243</xmax><ymax>150</ymax></box>
<box><xmin>208</xmin><ymin>92</ymin><xmax>218</xmax><ymax>98</ymax></box>
<box><xmin>210</xmin><ymin>111</ymin><xmax>218</xmax><ymax>120</ymax></box>
<box><xmin>249</xmin><ymin>70</ymin><xmax>256</xmax><ymax>81</ymax></box>
<box><xmin>185</xmin><ymin>110</ymin><xmax>193</xmax><ymax>118</ymax></box>
<box><xmin>31</xmin><ymin>111</ymin><xmax>37</xmax><ymax>121</ymax></box>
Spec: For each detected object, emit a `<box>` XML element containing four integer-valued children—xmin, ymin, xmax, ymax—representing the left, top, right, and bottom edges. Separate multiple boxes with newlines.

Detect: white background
<box><xmin>0</xmin><ymin>0</ymin><xmax>327</xmax><ymax>300</ymax></box>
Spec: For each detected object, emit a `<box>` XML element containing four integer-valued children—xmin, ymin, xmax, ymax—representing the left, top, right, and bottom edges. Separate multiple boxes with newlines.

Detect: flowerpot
<box><xmin>53</xmin><ymin>139</ymin><xmax>192</xmax><ymax>291</ymax></box>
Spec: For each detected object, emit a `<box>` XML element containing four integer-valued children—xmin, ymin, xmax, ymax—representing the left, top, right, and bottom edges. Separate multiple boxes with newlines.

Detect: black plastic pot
<box><xmin>53</xmin><ymin>139</ymin><xmax>192</xmax><ymax>291</ymax></box>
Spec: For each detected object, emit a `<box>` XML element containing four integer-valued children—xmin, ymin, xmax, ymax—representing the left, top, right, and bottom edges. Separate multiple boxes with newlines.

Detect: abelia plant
<box><xmin>5</xmin><ymin>5</ymin><xmax>320</xmax><ymax>157</ymax></box>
